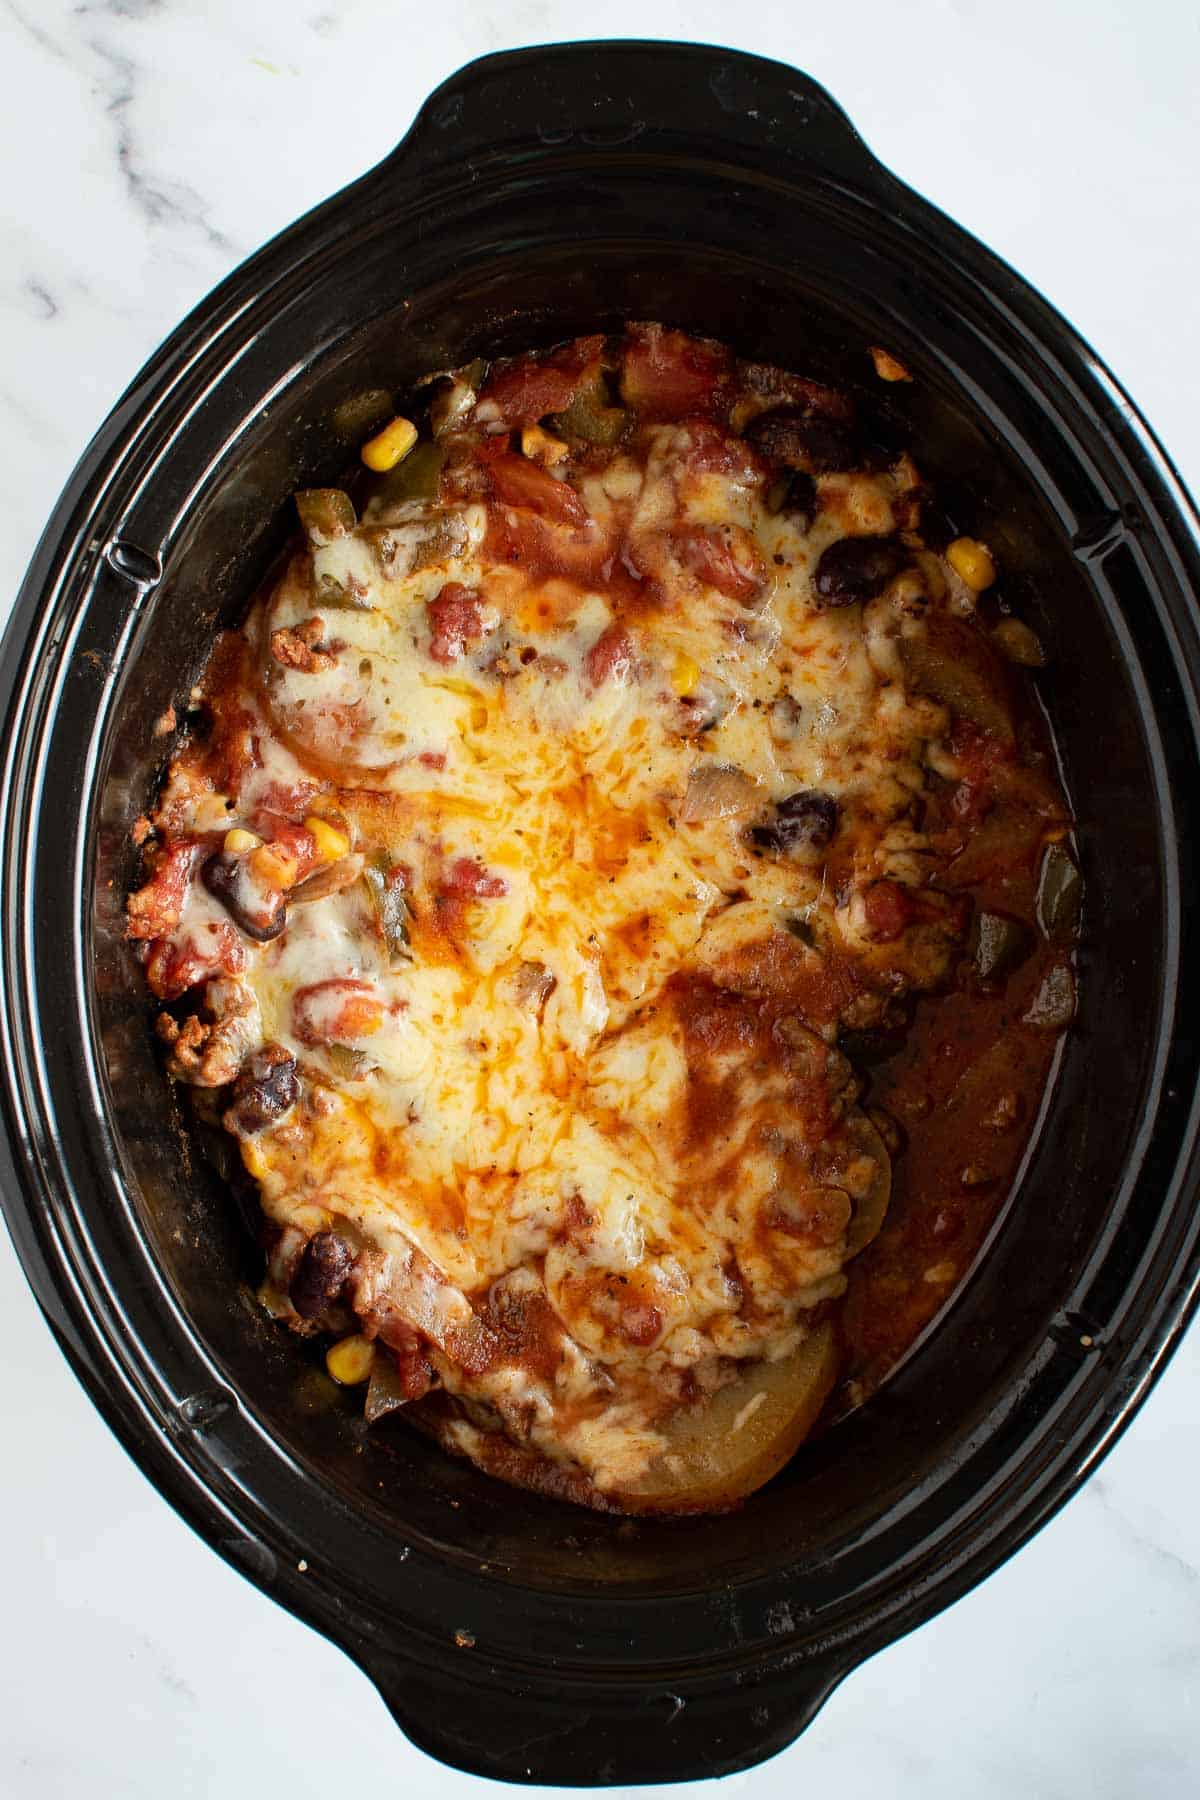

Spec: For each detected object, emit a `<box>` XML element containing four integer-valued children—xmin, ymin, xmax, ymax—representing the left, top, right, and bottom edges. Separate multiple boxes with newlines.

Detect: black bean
<box><xmin>202</xmin><ymin>851</ymin><xmax>287</xmax><ymax>942</ymax></box>
<box><xmin>750</xmin><ymin>789</ymin><xmax>839</xmax><ymax>855</ymax></box>
<box><xmin>224</xmin><ymin>1046</ymin><xmax>299</xmax><ymax>1136</ymax></box>
<box><xmin>747</xmin><ymin>408</ymin><xmax>858</xmax><ymax>474</ymax></box>
<box><xmin>289</xmin><ymin>1231</ymin><xmax>354</xmax><ymax>1320</ymax></box>
<box><xmin>814</xmin><ymin>536</ymin><xmax>910</xmax><ymax>607</ymax></box>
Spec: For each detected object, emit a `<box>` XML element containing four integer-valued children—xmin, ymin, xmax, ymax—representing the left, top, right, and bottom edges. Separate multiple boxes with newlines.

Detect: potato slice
<box><xmin>841</xmin><ymin>1110</ymin><xmax>893</xmax><ymax>1258</ymax></box>
<box><xmin>613</xmin><ymin>1322</ymin><xmax>838</xmax><ymax>1513</ymax></box>
<box><xmin>614</xmin><ymin>1113</ymin><xmax>886</xmax><ymax>1511</ymax></box>
<box><xmin>409</xmin><ymin>1324</ymin><xmax>838</xmax><ymax>1516</ymax></box>
<box><xmin>405</xmin><ymin>1117</ymin><xmax>888</xmax><ymax>1514</ymax></box>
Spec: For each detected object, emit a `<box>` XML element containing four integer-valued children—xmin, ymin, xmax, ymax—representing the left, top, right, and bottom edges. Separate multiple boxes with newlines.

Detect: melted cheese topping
<box><xmin>144</xmin><ymin>401</ymin><xmax>970</xmax><ymax>1493</ymax></box>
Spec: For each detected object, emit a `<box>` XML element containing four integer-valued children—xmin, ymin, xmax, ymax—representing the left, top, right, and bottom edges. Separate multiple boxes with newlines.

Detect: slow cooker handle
<box><xmin>379</xmin><ymin>41</ymin><xmax>881</xmax><ymax>188</ymax></box>
<box><xmin>365</xmin><ymin>1644</ymin><xmax>848</xmax><ymax>1784</ymax></box>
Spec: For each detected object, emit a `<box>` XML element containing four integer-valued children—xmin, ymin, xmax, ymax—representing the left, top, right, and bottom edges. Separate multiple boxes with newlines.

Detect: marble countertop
<box><xmin>2</xmin><ymin>3</ymin><xmax>1197</xmax><ymax>1796</ymax></box>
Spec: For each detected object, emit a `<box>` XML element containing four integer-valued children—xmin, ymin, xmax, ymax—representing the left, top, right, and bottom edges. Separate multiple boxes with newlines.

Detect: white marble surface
<box><xmin>2</xmin><ymin>2</ymin><xmax>1198</xmax><ymax>1794</ymax></box>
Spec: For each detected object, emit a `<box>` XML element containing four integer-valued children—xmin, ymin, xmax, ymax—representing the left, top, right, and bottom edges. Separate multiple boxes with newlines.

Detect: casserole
<box><xmin>128</xmin><ymin>319</ymin><xmax>1076</xmax><ymax>1512</ymax></box>
<box><xmin>2</xmin><ymin>38</ymin><xmax>1199</xmax><ymax>1783</ymax></box>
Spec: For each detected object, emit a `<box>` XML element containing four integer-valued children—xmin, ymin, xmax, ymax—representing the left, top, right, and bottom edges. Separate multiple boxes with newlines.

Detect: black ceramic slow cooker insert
<box><xmin>2</xmin><ymin>41</ymin><xmax>1200</xmax><ymax>1787</ymax></box>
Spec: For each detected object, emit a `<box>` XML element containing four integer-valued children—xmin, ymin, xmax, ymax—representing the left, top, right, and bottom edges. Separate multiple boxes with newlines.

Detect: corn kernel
<box><xmin>304</xmin><ymin>814</ymin><xmax>350</xmax><ymax>863</ymax></box>
<box><xmin>947</xmin><ymin>536</ymin><xmax>997</xmax><ymax>591</ymax></box>
<box><xmin>671</xmin><ymin>652</ymin><xmax>701</xmax><ymax>697</ymax></box>
<box><xmin>361</xmin><ymin>415</ymin><xmax>418</xmax><ymax>472</ymax></box>
<box><xmin>223</xmin><ymin>827</ymin><xmax>261</xmax><ymax>855</ymax></box>
<box><xmin>520</xmin><ymin>423</ymin><xmax>569</xmax><ymax>466</ymax></box>
<box><xmin>325</xmin><ymin>1334</ymin><xmax>376</xmax><ymax>1386</ymax></box>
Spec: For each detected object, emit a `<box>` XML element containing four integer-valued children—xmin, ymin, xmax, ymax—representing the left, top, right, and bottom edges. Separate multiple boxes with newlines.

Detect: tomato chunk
<box><xmin>620</xmin><ymin>323</ymin><xmax>731</xmax><ymax>420</ymax></box>
<box><xmin>487</xmin><ymin>453</ymin><xmax>590</xmax><ymax>527</ymax></box>
<box><xmin>427</xmin><ymin>582</ymin><xmax>484</xmax><ymax>664</ymax></box>
<box><xmin>253</xmin><ymin>816</ymin><xmax>319</xmax><ymax>881</ymax></box>
<box><xmin>478</xmin><ymin>335</ymin><xmax>606</xmax><ymax>426</ymax></box>
<box><xmin>445</xmin><ymin>856</ymin><xmax>508</xmax><ymax>899</ymax></box>
<box><xmin>677</xmin><ymin>417</ymin><xmax>763</xmax><ymax>483</ymax></box>
<box><xmin>144</xmin><ymin>922</ymin><xmax>247</xmax><ymax>1000</ymax></box>
<box><xmin>674</xmin><ymin>524</ymin><xmax>766</xmax><ymax>603</ymax></box>
<box><xmin>126</xmin><ymin>840</ymin><xmax>201</xmax><ymax>941</ymax></box>
<box><xmin>293</xmin><ymin>978</ymin><xmax>385</xmax><ymax>1044</ymax></box>
<box><xmin>861</xmin><ymin>880</ymin><xmax>916</xmax><ymax>943</ymax></box>
<box><xmin>584</xmin><ymin>624</ymin><xmax>634</xmax><ymax>687</ymax></box>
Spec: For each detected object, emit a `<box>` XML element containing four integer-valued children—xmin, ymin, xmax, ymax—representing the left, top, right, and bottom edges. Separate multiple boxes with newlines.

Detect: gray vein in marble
<box><xmin>74</xmin><ymin>0</ymin><xmax>164</xmax><ymax>16</ymax></box>
<box><xmin>2</xmin><ymin>0</ymin><xmax>71</xmax><ymax>61</ymax></box>
<box><xmin>6</xmin><ymin>0</ymin><xmax>234</xmax><ymax>254</ymax></box>
<box><xmin>1089</xmin><ymin>1476</ymin><xmax>1199</xmax><ymax>1587</ymax></box>
<box><xmin>0</xmin><ymin>382</ymin><xmax>61</xmax><ymax>445</ymax></box>
<box><xmin>135</xmin><ymin>1630</ymin><xmax>198</xmax><ymax>1704</ymax></box>
<box><xmin>24</xmin><ymin>279</ymin><xmax>59</xmax><ymax>321</ymax></box>
<box><xmin>85</xmin><ymin>31</ymin><xmax>235</xmax><ymax>251</ymax></box>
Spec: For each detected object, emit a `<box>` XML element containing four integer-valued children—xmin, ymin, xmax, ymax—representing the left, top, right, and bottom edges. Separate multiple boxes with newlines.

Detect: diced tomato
<box><xmin>584</xmin><ymin>624</ymin><xmax>634</xmax><ymax>687</ymax></box>
<box><xmin>620</xmin><ymin>322</ymin><xmax>732</xmax><ymax>420</ymax></box>
<box><xmin>126</xmin><ymin>840</ymin><xmax>201</xmax><ymax>941</ymax></box>
<box><xmin>482</xmin><ymin>507</ymin><xmax>616</xmax><ymax>587</ymax></box>
<box><xmin>674</xmin><ymin>524</ymin><xmax>766</xmax><ymax>603</ymax></box>
<box><xmin>253</xmin><ymin>815</ymin><xmax>319</xmax><ymax>880</ymax></box>
<box><xmin>144</xmin><ymin>922</ymin><xmax>247</xmax><ymax>1000</ymax></box>
<box><xmin>418</xmin><ymin>750</ymin><xmax>447</xmax><ymax>770</ymax></box>
<box><xmin>292</xmin><ymin>978</ymin><xmax>385</xmax><ymax>1045</ymax></box>
<box><xmin>444</xmin><ymin>856</ymin><xmax>508</xmax><ymax>899</ymax></box>
<box><xmin>947</xmin><ymin>722</ymin><xmax>1016</xmax><ymax>824</ymax></box>
<box><xmin>251</xmin><ymin>775</ymin><xmax>322</xmax><ymax>818</ymax></box>
<box><xmin>422</xmin><ymin>858</ymin><xmax>508</xmax><ymax>960</ymax></box>
<box><xmin>477</xmin><ymin>335</ymin><xmax>606</xmax><ymax>426</ymax></box>
<box><xmin>426</xmin><ymin>582</ymin><xmax>484</xmax><ymax>664</ymax></box>
<box><xmin>487</xmin><ymin>454</ymin><xmax>591</xmax><ymax>527</ymax></box>
<box><xmin>862</xmin><ymin>880</ymin><xmax>916</xmax><ymax>943</ymax></box>
<box><xmin>678</xmin><ymin>417</ymin><xmax>763</xmax><ymax>482</ymax></box>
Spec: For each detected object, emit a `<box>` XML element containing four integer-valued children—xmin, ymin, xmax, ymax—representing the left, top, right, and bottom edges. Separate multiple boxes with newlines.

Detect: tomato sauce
<box><xmin>831</xmin><ymin>707</ymin><xmax>1075</xmax><ymax>1411</ymax></box>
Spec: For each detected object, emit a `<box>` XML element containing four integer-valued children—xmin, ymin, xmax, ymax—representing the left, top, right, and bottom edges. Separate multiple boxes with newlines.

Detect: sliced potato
<box><xmin>840</xmin><ymin>1110</ymin><xmax>893</xmax><ymax>1258</ymax></box>
<box><xmin>614</xmin><ymin>1323</ymin><xmax>838</xmax><ymax>1512</ymax></box>
<box><xmin>406</xmin><ymin>1117</ymin><xmax>883</xmax><ymax>1514</ymax></box>
<box><xmin>409</xmin><ymin>1324</ymin><xmax>839</xmax><ymax>1516</ymax></box>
